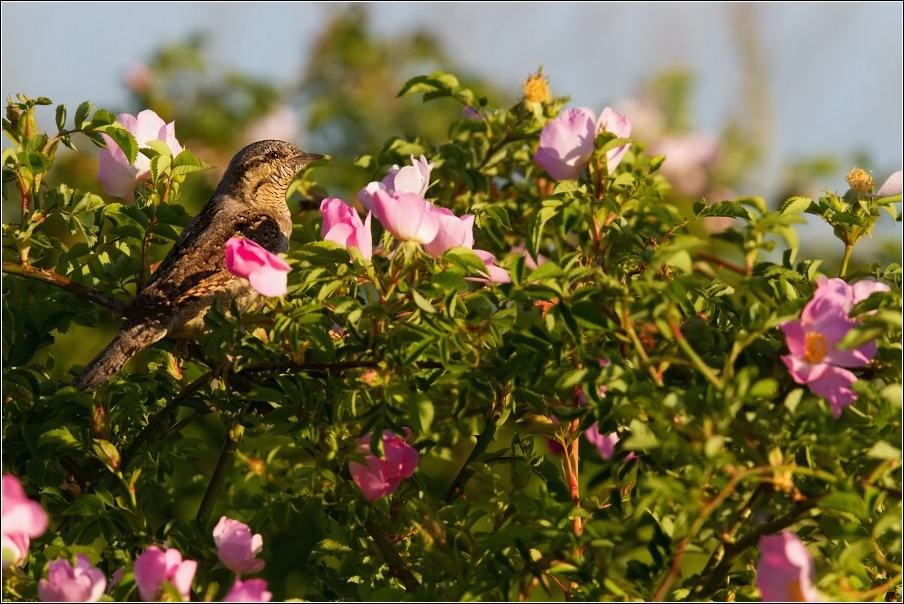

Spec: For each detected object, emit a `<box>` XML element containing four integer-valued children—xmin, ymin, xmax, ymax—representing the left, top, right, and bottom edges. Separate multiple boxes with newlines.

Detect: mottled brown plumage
<box><xmin>74</xmin><ymin>140</ymin><xmax>322</xmax><ymax>391</ymax></box>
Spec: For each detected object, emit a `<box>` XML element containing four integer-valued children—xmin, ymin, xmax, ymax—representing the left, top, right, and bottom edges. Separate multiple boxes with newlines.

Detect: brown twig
<box><xmin>2</xmin><ymin>261</ymin><xmax>127</xmax><ymax>315</ymax></box>
<box><xmin>696</xmin><ymin>251</ymin><xmax>750</xmax><ymax>276</ymax></box>
<box><xmin>363</xmin><ymin>515</ymin><xmax>421</xmax><ymax>593</ymax></box>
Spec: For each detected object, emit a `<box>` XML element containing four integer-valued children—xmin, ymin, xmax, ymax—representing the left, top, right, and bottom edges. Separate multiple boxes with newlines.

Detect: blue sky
<box><xmin>2</xmin><ymin>2</ymin><xmax>902</xmax><ymax>198</ymax></box>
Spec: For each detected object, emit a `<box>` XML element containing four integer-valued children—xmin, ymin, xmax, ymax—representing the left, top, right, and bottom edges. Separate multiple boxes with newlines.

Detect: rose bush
<box><xmin>1</xmin><ymin>57</ymin><xmax>900</xmax><ymax>604</ymax></box>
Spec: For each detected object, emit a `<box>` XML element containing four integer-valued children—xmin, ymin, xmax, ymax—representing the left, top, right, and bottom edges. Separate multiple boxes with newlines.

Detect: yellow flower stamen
<box><xmin>522</xmin><ymin>70</ymin><xmax>550</xmax><ymax>104</ymax></box>
<box><xmin>845</xmin><ymin>167</ymin><xmax>874</xmax><ymax>193</ymax></box>
<box><xmin>803</xmin><ymin>332</ymin><xmax>829</xmax><ymax>363</ymax></box>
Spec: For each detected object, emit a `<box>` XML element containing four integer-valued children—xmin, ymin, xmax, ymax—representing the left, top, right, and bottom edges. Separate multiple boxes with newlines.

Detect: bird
<box><xmin>74</xmin><ymin>139</ymin><xmax>322</xmax><ymax>391</ymax></box>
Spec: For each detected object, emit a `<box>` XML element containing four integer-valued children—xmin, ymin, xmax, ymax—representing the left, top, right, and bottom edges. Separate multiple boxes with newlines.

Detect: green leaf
<box><xmin>171</xmin><ymin>150</ymin><xmax>213</xmax><ymax>176</ymax></box>
<box><xmin>866</xmin><ymin>441</ymin><xmax>901</xmax><ymax>461</ymax></box>
<box><xmin>411</xmin><ymin>289</ymin><xmax>437</xmax><ymax>314</ymax></box>
<box><xmin>407</xmin><ymin>395</ymin><xmax>435</xmax><ymax>433</ymax></box>
<box><xmin>622</xmin><ymin>419</ymin><xmax>659</xmax><ymax>450</ymax></box>
<box><xmin>98</xmin><ymin>125</ymin><xmax>138</xmax><ymax>164</ymax></box>
<box><xmin>55</xmin><ymin>104</ymin><xmax>67</xmax><ymax>132</ymax></box>
<box><xmin>780</xmin><ymin>196</ymin><xmax>815</xmax><ymax>215</ymax></box>
<box><xmin>74</xmin><ymin>101</ymin><xmax>93</xmax><ymax>129</ymax></box>
<box><xmin>696</xmin><ymin>201</ymin><xmax>751</xmax><ymax>220</ymax></box>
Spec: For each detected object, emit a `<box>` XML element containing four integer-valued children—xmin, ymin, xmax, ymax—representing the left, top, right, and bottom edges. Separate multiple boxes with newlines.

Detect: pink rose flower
<box><xmin>213</xmin><ymin>516</ymin><xmax>265</xmax><ymax>575</ymax></box>
<box><xmin>225</xmin><ymin>238</ymin><xmax>291</xmax><ymax>297</ymax></box>
<box><xmin>349</xmin><ymin>429</ymin><xmax>419</xmax><ymax>500</ymax></box>
<box><xmin>134</xmin><ymin>546</ymin><xmax>197</xmax><ymax>602</ymax></box>
<box><xmin>533</xmin><ymin>107</ymin><xmax>632</xmax><ymax>181</ymax></box>
<box><xmin>321</xmin><ymin>198</ymin><xmax>373</xmax><ymax>261</ymax></box>
<box><xmin>780</xmin><ymin>277</ymin><xmax>886</xmax><ymax>418</ymax></box>
<box><xmin>371</xmin><ymin>190</ymin><xmax>440</xmax><ymax>244</ymax></box>
<box><xmin>534</xmin><ymin>108</ymin><xmax>596</xmax><ymax>181</ymax></box>
<box><xmin>585</xmin><ymin>424</ymin><xmax>619</xmax><ymax>461</ymax></box>
<box><xmin>224</xmin><ymin>578</ymin><xmax>272</xmax><ymax>602</ymax></box>
<box><xmin>756</xmin><ymin>532</ymin><xmax>820</xmax><ymax>602</ymax></box>
<box><xmin>597</xmin><ymin>107</ymin><xmax>632</xmax><ymax>171</ymax></box>
<box><xmin>2</xmin><ymin>474</ymin><xmax>48</xmax><ymax>568</ymax></box>
<box><xmin>243</xmin><ymin>105</ymin><xmax>300</xmax><ymax>145</ymax></box>
<box><xmin>97</xmin><ymin>109</ymin><xmax>183</xmax><ymax>199</ymax></box>
<box><xmin>649</xmin><ymin>133</ymin><xmax>719</xmax><ymax>197</ymax></box>
<box><xmin>358</xmin><ymin>154</ymin><xmax>434</xmax><ymax>212</ymax></box>
<box><xmin>468</xmin><ymin>250</ymin><xmax>511</xmax><ymax>285</ymax></box>
<box><xmin>38</xmin><ymin>554</ymin><xmax>106</xmax><ymax>602</ymax></box>
<box><xmin>872</xmin><ymin>170</ymin><xmax>902</xmax><ymax>198</ymax></box>
<box><xmin>423</xmin><ymin>208</ymin><xmax>475</xmax><ymax>257</ymax></box>
<box><xmin>510</xmin><ymin>242</ymin><xmax>550</xmax><ymax>270</ymax></box>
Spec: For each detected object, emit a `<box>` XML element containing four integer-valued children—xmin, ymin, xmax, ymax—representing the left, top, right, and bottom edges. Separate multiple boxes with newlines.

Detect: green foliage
<box><xmin>2</xmin><ymin>29</ymin><xmax>901</xmax><ymax>604</ymax></box>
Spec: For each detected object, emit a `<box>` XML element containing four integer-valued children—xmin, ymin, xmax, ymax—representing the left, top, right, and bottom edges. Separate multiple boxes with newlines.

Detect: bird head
<box><xmin>221</xmin><ymin>139</ymin><xmax>323</xmax><ymax>203</ymax></box>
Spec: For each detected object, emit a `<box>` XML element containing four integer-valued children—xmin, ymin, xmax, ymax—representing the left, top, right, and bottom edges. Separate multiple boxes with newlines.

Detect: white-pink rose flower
<box><xmin>97</xmin><ymin>109</ymin><xmax>183</xmax><ymax>199</ymax></box>
<box><xmin>225</xmin><ymin>238</ymin><xmax>291</xmax><ymax>297</ymax></box>
<box><xmin>359</xmin><ymin>155</ymin><xmax>434</xmax><ymax>212</ymax></box>
<box><xmin>349</xmin><ymin>429</ymin><xmax>419</xmax><ymax>500</ymax></box>
<box><xmin>371</xmin><ymin>190</ymin><xmax>440</xmax><ymax>244</ymax></box>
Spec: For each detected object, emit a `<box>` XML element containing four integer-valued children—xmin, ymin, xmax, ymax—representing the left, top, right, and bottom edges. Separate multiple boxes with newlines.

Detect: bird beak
<box><xmin>294</xmin><ymin>152</ymin><xmax>325</xmax><ymax>165</ymax></box>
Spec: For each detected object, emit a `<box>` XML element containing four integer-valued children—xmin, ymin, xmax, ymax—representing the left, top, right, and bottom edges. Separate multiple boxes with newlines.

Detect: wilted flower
<box><xmin>756</xmin><ymin>532</ymin><xmax>820</xmax><ymax>602</ymax></box>
<box><xmin>780</xmin><ymin>277</ymin><xmax>887</xmax><ymax>417</ymax></box>
<box><xmin>2</xmin><ymin>474</ymin><xmax>48</xmax><ymax>568</ymax></box>
<box><xmin>845</xmin><ymin>167</ymin><xmax>874</xmax><ymax>193</ymax></box>
<box><xmin>321</xmin><ymin>198</ymin><xmax>373</xmax><ymax>261</ymax></box>
<box><xmin>534</xmin><ymin>107</ymin><xmax>632</xmax><ymax>181</ymax></box>
<box><xmin>38</xmin><ymin>555</ymin><xmax>106</xmax><ymax>602</ymax></box>
<box><xmin>97</xmin><ymin>109</ymin><xmax>183</xmax><ymax>199</ymax></box>
<box><xmin>423</xmin><ymin>208</ymin><xmax>475</xmax><ymax>257</ymax></box>
<box><xmin>349</xmin><ymin>429</ymin><xmax>419</xmax><ymax>500</ymax></box>
<box><xmin>213</xmin><ymin>516</ymin><xmax>265</xmax><ymax>575</ymax></box>
<box><xmin>223</xmin><ymin>578</ymin><xmax>273</xmax><ymax>602</ymax></box>
<box><xmin>225</xmin><ymin>238</ymin><xmax>291</xmax><ymax>297</ymax></box>
<box><xmin>359</xmin><ymin>155</ymin><xmax>434</xmax><ymax>212</ymax></box>
<box><xmin>371</xmin><ymin>191</ymin><xmax>440</xmax><ymax>244</ymax></box>
<box><xmin>134</xmin><ymin>546</ymin><xmax>197</xmax><ymax>602</ymax></box>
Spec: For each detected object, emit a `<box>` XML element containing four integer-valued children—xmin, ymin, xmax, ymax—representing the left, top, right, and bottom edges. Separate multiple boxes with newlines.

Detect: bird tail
<box><xmin>73</xmin><ymin>321</ymin><xmax>167</xmax><ymax>392</ymax></box>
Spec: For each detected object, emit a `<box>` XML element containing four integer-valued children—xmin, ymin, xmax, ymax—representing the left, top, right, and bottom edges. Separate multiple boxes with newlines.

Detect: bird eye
<box><xmin>268</xmin><ymin>151</ymin><xmax>281</xmax><ymax>160</ymax></box>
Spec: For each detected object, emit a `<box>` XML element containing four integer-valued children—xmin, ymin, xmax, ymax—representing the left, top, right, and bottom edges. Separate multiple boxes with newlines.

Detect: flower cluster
<box><xmin>4</xmin><ymin>482</ymin><xmax>271</xmax><ymax>603</ymax></box>
<box><xmin>97</xmin><ymin>109</ymin><xmax>183</xmax><ymax>199</ymax></box>
<box><xmin>321</xmin><ymin>155</ymin><xmax>509</xmax><ymax>283</ymax></box>
<box><xmin>533</xmin><ymin>107</ymin><xmax>631</xmax><ymax>181</ymax></box>
<box><xmin>349</xmin><ymin>429</ymin><xmax>419</xmax><ymax>500</ymax></box>
<box><xmin>780</xmin><ymin>277</ymin><xmax>889</xmax><ymax>417</ymax></box>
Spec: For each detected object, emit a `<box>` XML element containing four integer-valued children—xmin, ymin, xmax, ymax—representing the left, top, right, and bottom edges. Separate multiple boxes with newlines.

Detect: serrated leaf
<box><xmin>697</xmin><ymin>201</ymin><xmax>751</xmax><ymax>220</ymax></box>
<box><xmin>99</xmin><ymin>125</ymin><xmax>138</xmax><ymax>164</ymax></box>
<box><xmin>780</xmin><ymin>196</ymin><xmax>815</xmax><ymax>215</ymax></box>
